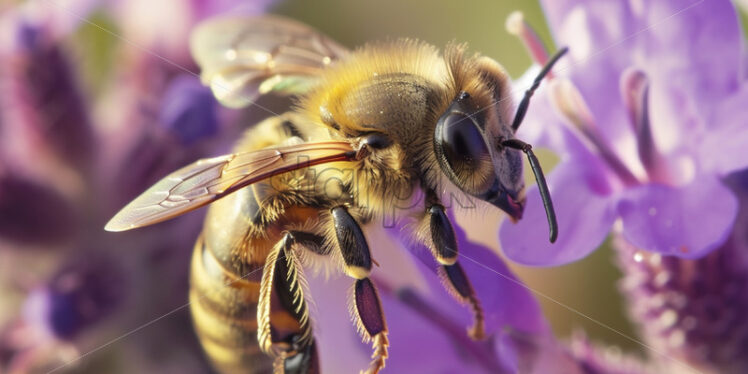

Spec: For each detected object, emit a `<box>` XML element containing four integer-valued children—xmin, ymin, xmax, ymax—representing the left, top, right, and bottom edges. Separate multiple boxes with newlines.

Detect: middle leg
<box><xmin>330</xmin><ymin>205</ymin><xmax>389</xmax><ymax>374</ymax></box>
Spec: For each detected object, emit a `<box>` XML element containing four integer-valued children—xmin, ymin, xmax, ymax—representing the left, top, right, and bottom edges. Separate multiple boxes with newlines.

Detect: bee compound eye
<box><xmin>436</xmin><ymin>113</ymin><xmax>490</xmax><ymax>172</ymax></box>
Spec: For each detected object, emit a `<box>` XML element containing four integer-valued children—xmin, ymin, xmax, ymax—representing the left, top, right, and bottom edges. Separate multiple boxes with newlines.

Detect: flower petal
<box><xmin>617</xmin><ymin>175</ymin><xmax>738</xmax><ymax>258</ymax></box>
<box><xmin>500</xmin><ymin>162</ymin><xmax>617</xmax><ymax>266</ymax></box>
<box><xmin>450</xmin><ymin>218</ymin><xmax>549</xmax><ymax>335</ymax></box>
<box><xmin>311</xmin><ymin>275</ymin><xmax>503</xmax><ymax>373</ymax></box>
<box><xmin>540</xmin><ymin>0</ymin><xmax>639</xmax><ymax>61</ymax></box>
<box><xmin>380</xmin><ymin>257</ymin><xmax>510</xmax><ymax>374</ymax></box>
<box><xmin>24</xmin><ymin>253</ymin><xmax>126</xmax><ymax>340</ymax></box>
<box><xmin>539</xmin><ymin>0</ymin><xmax>640</xmax><ymax>153</ymax></box>
<box><xmin>642</xmin><ymin>0</ymin><xmax>741</xmax><ymax>99</ymax></box>
<box><xmin>0</xmin><ymin>175</ymin><xmax>77</xmax><ymax>247</ymax></box>
<box><xmin>308</xmin><ymin>246</ymin><xmax>501</xmax><ymax>373</ymax></box>
<box><xmin>515</xmin><ymin>82</ymin><xmax>568</xmax><ymax>152</ymax></box>
<box><xmin>697</xmin><ymin>86</ymin><xmax>748</xmax><ymax>175</ymax></box>
<box><xmin>5</xmin><ymin>25</ymin><xmax>95</xmax><ymax>173</ymax></box>
<box><xmin>496</xmin><ymin>330</ymin><xmax>586</xmax><ymax>374</ymax></box>
<box><xmin>311</xmin><ymin>216</ymin><xmax>550</xmax><ymax>372</ymax></box>
<box><xmin>390</xmin><ymin>212</ymin><xmax>550</xmax><ymax>336</ymax></box>
<box><xmin>643</xmin><ymin>1</ymin><xmax>742</xmax><ymax>157</ymax></box>
<box><xmin>159</xmin><ymin>75</ymin><xmax>219</xmax><ymax>146</ymax></box>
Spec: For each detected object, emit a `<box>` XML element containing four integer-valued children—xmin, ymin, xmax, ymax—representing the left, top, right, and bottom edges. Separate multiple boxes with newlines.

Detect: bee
<box><xmin>106</xmin><ymin>14</ymin><xmax>564</xmax><ymax>374</ymax></box>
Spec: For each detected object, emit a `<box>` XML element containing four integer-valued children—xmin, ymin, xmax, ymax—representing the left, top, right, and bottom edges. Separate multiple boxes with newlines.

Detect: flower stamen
<box><xmin>620</xmin><ymin>68</ymin><xmax>670</xmax><ymax>183</ymax></box>
<box><xmin>506</xmin><ymin>11</ymin><xmax>554</xmax><ymax>77</ymax></box>
<box><xmin>549</xmin><ymin>79</ymin><xmax>640</xmax><ymax>186</ymax></box>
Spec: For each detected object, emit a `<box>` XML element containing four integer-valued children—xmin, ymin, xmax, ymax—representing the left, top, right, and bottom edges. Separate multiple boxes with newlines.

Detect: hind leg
<box><xmin>329</xmin><ymin>206</ymin><xmax>389</xmax><ymax>374</ymax></box>
<box><xmin>258</xmin><ymin>231</ymin><xmax>324</xmax><ymax>373</ymax></box>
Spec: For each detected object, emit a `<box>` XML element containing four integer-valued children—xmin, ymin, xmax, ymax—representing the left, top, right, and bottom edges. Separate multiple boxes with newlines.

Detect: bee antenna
<box><xmin>511</xmin><ymin>46</ymin><xmax>569</xmax><ymax>132</ymax></box>
<box><xmin>502</xmin><ymin>138</ymin><xmax>558</xmax><ymax>243</ymax></box>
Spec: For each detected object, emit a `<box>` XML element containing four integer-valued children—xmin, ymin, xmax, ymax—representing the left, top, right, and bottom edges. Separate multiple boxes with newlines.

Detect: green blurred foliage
<box><xmin>68</xmin><ymin>12</ymin><xmax>120</xmax><ymax>96</ymax></box>
<box><xmin>274</xmin><ymin>0</ymin><xmax>552</xmax><ymax>78</ymax></box>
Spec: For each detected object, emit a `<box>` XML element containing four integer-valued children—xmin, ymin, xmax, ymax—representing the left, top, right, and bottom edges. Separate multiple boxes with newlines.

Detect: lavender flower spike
<box><xmin>617</xmin><ymin>170</ymin><xmax>748</xmax><ymax>374</ymax></box>
<box><xmin>500</xmin><ymin>0</ymin><xmax>746</xmax><ymax>265</ymax></box>
<box><xmin>0</xmin><ymin>1</ymin><xmax>262</xmax><ymax>372</ymax></box>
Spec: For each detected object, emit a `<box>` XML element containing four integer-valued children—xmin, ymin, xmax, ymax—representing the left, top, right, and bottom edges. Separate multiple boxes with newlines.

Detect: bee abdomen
<box><xmin>189</xmin><ymin>113</ymin><xmax>324</xmax><ymax>373</ymax></box>
<box><xmin>190</xmin><ymin>236</ymin><xmax>273</xmax><ymax>374</ymax></box>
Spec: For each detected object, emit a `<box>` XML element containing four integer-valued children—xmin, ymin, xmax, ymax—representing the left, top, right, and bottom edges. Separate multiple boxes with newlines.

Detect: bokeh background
<box><xmin>7</xmin><ymin>0</ymin><xmax>740</xmax><ymax>372</ymax></box>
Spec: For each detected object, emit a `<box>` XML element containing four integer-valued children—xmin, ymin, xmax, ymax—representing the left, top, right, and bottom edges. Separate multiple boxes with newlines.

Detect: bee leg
<box><xmin>425</xmin><ymin>202</ymin><xmax>459</xmax><ymax>266</ymax></box>
<box><xmin>331</xmin><ymin>206</ymin><xmax>388</xmax><ymax>373</ymax></box>
<box><xmin>352</xmin><ymin>277</ymin><xmax>389</xmax><ymax>374</ymax></box>
<box><xmin>424</xmin><ymin>194</ymin><xmax>486</xmax><ymax>340</ymax></box>
<box><xmin>331</xmin><ymin>206</ymin><xmax>372</xmax><ymax>278</ymax></box>
<box><xmin>282</xmin><ymin>339</ymin><xmax>320</xmax><ymax>374</ymax></box>
<box><xmin>438</xmin><ymin>262</ymin><xmax>485</xmax><ymax>340</ymax></box>
<box><xmin>258</xmin><ymin>231</ymin><xmax>322</xmax><ymax>373</ymax></box>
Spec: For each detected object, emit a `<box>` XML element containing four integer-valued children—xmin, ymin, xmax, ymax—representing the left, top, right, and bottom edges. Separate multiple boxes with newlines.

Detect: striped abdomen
<box><xmin>189</xmin><ymin>173</ymin><xmax>316</xmax><ymax>374</ymax></box>
<box><xmin>190</xmin><ymin>233</ymin><xmax>271</xmax><ymax>374</ymax></box>
<box><xmin>189</xmin><ymin>179</ymin><xmax>292</xmax><ymax>374</ymax></box>
<box><xmin>190</xmin><ymin>114</ymin><xmax>323</xmax><ymax>373</ymax></box>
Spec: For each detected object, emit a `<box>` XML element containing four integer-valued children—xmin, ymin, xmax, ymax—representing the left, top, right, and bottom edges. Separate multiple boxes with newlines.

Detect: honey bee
<box><xmin>106</xmin><ymin>15</ymin><xmax>564</xmax><ymax>374</ymax></box>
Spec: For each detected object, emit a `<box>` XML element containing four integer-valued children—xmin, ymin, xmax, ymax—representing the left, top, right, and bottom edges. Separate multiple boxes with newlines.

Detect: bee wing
<box><xmin>190</xmin><ymin>15</ymin><xmax>349</xmax><ymax>108</ymax></box>
<box><xmin>105</xmin><ymin>141</ymin><xmax>355</xmax><ymax>232</ymax></box>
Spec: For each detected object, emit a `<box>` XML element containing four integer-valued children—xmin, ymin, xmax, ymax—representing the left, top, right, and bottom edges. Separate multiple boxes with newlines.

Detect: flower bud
<box><xmin>0</xmin><ymin>174</ymin><xmax>76</xmax><ymax>247</ymax></box>
<box><xmin>23</xmin><ymin>255</ymin><xmax>126</xmax><ymax>340</ymax></box>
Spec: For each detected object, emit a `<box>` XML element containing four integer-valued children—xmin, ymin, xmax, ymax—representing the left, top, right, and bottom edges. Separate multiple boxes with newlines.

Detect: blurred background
<box><xmin>0</xmin><ymin>0</ymin><xmax>694</xmax><ymax>372</ymax></box>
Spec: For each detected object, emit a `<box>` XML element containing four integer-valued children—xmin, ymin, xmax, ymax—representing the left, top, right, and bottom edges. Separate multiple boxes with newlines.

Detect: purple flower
<box><xmin>498</xmin><ymin>330</ymin><xmax>652</xmax><ymax>374</ymax></box>
<box><xmin>0</xmin><ymin>22</ymin><xmax>94</xmax><ymax>177</ymax></box>
<box><xmin>0</xmin><ymin>2</ymin><xmax>671</xmax><ymax>372</ymax></box>
<box><xmin>115</xmin><ymin>0</ymin><xmax>274</xmax><ymax>61</ymax></box>
<box><xmin>103</xmin><ymin>72</ymin><xmax>224</xmax><ymax>211</ymax></box>
<box><xmin>500</xmin><ymin>1</ymin><xmax>747</xmax><ymax>265</ymax></box>
<box><xmin>0</xmin><ymin>175</ymin><xmax>77</xmax><ymax>246</ymax></box>
<box><xmin>0</xmin><ymin>20</ymin><xmax>90</xmax><ymax>246</ymax></box>
<box><xmin>158</xmin><ymin>74</ymin><xmax>219</xmax><ymax>146</ymax></box>
<box><xmin>565</xmin><ymin>332</ymin><xmax>653</xmax><ymax>374</ymax></box>
<box><xmin>308</xmin><ymin>225</ymin><xmax>537</xmax><ymax>373</ymax></box>
<box><xmin>0</xmin><ymin>254</ymin><xmax>125</xmax><ymax>374</ymax></box>
<box><xmin>308</xmin><ymin>215</ymin><xmax>646</xmax><ymax>373</ymax></box>
<box><xmin>23</xmin><ymin>254</ymin><xmax>125</xmax><ymax>341</ymax></box>
<box><xmin>616</xmin><ymin>169</ymin><xmax>748</xmax><ymax>373</ymax></box>
<box><xmin>0</xmin><ymin>1</ymin><xmax>259</xmax><ymax>372</ymax></box>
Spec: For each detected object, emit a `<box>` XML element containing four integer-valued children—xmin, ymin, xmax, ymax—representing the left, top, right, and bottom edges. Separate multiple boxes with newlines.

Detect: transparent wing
<box><xmin>190</xmin><ymin>15</ymin><xmax>349</xmax><ymax>108</ymax></box>
<box><xmin>105</xmin><ymin>141</ymin><xmax>355</xmax><ymax>232</ymax></box>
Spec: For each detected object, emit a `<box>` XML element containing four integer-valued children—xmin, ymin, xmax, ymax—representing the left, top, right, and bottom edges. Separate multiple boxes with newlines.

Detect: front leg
<box><xmin>425</xmin><ymin>199</ymin><xmax>459</xmax><ymax>266</ymax></box>
<box><xmin>331</xmin><ymin>206</ymin><xmax>389</xmax><ymax>374</ymax></box>
<box><xmin>438</xmin><ymin>262</ymin><xmax>485</xmax><ymax>340</ymax></box>
<box><xmin>421</xmin><ymin>191</ymin><xmax>486</xmax><ymax>340</ymax></box>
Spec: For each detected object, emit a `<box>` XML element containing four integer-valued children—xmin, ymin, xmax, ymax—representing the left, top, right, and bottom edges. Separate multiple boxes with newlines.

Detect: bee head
<box><xmin>433</xmin><ymin>46</ymin><xmax>566</xmax><ymax>243</ymax></box>
<box><xmin>432</xmin><ymin>91</ymin><xmax>526</xmax><ymax>221</ymax></box>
